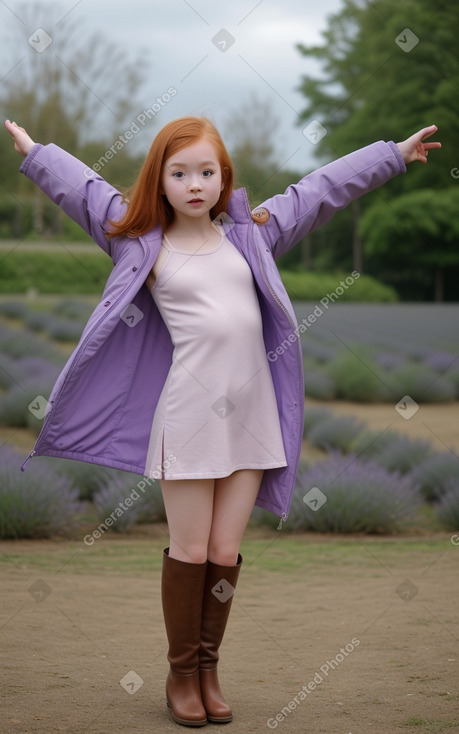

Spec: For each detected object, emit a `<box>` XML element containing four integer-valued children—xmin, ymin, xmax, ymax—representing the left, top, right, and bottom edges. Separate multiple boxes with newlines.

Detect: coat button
<box><xmin>250</xmin><ymin>207</ymin><xmax>270</xmax><ymax>224</ymax></box>
<box><xmin>132</xmin><ymin>267</ymin><xmax>137</xmax><ymax>272</ymax></box>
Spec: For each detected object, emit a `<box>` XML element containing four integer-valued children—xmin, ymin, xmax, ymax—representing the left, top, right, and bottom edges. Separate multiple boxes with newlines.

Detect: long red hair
<box><xmin>108</xmin><ymin>116</ymin><xmax>234</xmax><ymax>238</ymax></box>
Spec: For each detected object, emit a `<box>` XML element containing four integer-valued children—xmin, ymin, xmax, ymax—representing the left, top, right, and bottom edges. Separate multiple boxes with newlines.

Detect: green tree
<box><xmin>360</xmin><ymin>187</ymin><xmax>459</xmax><ymax>301</ymax></box>
<box><xmin>296</xmin><ymin>0</ymin><xmax>459</xmax><ymax>299</ymax></box>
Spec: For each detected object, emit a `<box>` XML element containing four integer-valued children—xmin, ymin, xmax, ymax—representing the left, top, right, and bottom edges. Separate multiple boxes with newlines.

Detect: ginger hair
<box><xmin>108</xmin><ymin>116</ymin><xmax>234</xmax><ymax>238</ymax></box>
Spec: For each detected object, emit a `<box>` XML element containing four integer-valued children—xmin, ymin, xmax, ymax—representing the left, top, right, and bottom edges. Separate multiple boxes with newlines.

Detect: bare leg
<box><xmin>207</xmin><ymin>469</ymin><xmax>263</xmax><ymax>565</ymax></box>
<box><xmin>159</xmin><ymin>478</ymin><xmax>215</xmax><ymax>564</ymax></box>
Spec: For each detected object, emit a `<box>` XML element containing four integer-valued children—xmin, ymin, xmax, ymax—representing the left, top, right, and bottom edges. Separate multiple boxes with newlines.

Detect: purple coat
<box><xmin>19</xmin><ymin>140</ymin><xmax>405</xmax><ymax>518</ymax></box>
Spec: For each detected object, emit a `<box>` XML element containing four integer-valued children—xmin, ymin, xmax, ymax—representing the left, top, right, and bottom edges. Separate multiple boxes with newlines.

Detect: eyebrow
<box><xmin>167</xmin><ymin>160</ymin><xmax>218</xmax><ymax>168</ymax></box>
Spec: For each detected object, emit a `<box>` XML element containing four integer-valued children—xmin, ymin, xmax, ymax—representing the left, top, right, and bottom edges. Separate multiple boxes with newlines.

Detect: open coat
<box><xmin>19</xmin><ymin>140</ymin><xmax>406</xmax><ymax>518</ymax></box>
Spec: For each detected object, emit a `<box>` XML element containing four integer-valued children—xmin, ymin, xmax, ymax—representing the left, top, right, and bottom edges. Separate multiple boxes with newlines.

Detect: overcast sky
<box><xmin>1</xmin><ymin>0</ymin><xmax>344</xmax><ymax>171</ymax></box>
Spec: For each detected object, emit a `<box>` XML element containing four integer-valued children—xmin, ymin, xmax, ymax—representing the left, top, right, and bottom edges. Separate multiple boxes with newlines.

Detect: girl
<box><xmin>5</xmin><ymin>117</ymin><xmax>440</xmax><ymax>727</ymax></box>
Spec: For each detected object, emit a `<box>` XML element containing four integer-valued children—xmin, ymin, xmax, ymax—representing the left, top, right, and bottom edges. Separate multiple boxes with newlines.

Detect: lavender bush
<box><xmin>0</xmin><ymin>355</ymin><xmax>19</xmax><ymax>390</ymax></box>
<box><xmin>325</xmin><ymin>349</ymin><xmax>388</xmax><ymax>402</ymax></box>
<box><xmin>308</xmin><ymin>415</ymin><xmax>365</xmax><ymax>453</ymax></box>
<box><xmin>52</xmin><ymin>298</ymin><xmax>93</xmax><ymax>322</ymax></box>
<box><xmin>0</xmin><ymin>380</ymin><xmax>54</xmax><ymax>428</ymax></box>
<box><xmin>375</xmin><ymin>352</ymin><xmax>406</xmax><ymax>371</ymax></box>
<box><xmin>46</xmin><ymin>317</ymin><xmax>84</xmax><ymax>342</ymax></box>
<box><xmin>435</xmin><ymin>479</ymin><xmax>459</xmax><ymax>531</ymax></box>
<box><xmin>388</xmin><ymin>363</ymin><xmax>456</xmax><ymax>403</ymax></box>
<box><xmin>16</xmin><ymin>356</ymin><xmax>62</xmax><ymax>383</ymax></box>
<box><xmin>303</xmin><ymin>405</ymin><xmax>333</xmax><ymax>436</ymax></box>
<box><xmin>0</xmin><ymin>446</ymin><xmax>82</xmax><ymax>539</ymax></box>
<box><xmin>49</xmin><ymin>459</ymin><xmax>120</xmax><ymax>501</ymax></box>
<box><xmin>410</xmin><ymin>453</ymin><xmax>459</xmax><ymax>502</ymax></box>
<box><xmin>352</xmin><ymin>429</ymin><xmax>402</xmax><ymax>460</ymax></box>
<box><xmin>92</xmin><ymin>474</ymin><xmax>165</xmax><ymax>532</ymax></box>
<box><xmin>287</xmin><ymin>452</ymin><xmax>422</xmax><ymax>534</ymax></box>
<box><xmin>302</xmin><ymin>339</ymin><xmax>336</xmax><ymax>363</ymax></box>
<box><xmin>25</xmin><ymin>311</ymin><xmax>56</xmax><ymax>333</ymax></box>
<box><xmin>304</xmin><ymin>370</ymin><xmax>336</xmax><ymax>400</ymax></box>
<box><xmin>424</xmin><ymin>350</ymin><xmax>458</xmax><ymax>373</ymax></box>
<box><xmin>375</xmin><ymin>436</ymin><xmax>433</xmax><ymax>475</ymax></box>
<box><xmin>0</xmin><ymin>330</ymin><xmax>62</xmax><ymax>362</ymax></box>
<box><xmin>0</xmin><ymin>300</ymin><xmax>28</xmax><ymax>320</ymax></box>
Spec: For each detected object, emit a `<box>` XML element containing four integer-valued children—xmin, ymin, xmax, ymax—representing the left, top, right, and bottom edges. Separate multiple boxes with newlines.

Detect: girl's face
<box><xmin>161</xmin><ymin>138</ymin><xmax>224</xmax><ymax>224</ymax></box>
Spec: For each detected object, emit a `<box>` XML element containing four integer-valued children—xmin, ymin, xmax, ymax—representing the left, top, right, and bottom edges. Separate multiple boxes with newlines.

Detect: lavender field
<box><xmin>0</xmin><ymin>298</ymin><xmax>458</xmax><ymax>538</ymax></box>
<box><xmin>295</xmin><ymin>302</ymin><xmax>459</xmax><ymax>403</ymax></box>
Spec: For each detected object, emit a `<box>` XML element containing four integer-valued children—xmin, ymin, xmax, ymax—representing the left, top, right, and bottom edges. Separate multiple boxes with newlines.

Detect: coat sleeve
<box><xmin>20</xmin><ymin>143</ymin><xmax>126</xmax><ymax>259</ymax></box>
<box><xmin>256</xmin><ymin>141</ymin><xmax>406</xmax><ymax>259</ymax></box>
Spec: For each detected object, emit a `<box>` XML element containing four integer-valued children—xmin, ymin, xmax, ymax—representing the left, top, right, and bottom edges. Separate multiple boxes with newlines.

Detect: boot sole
<box><xmin>207</xmin><ymin>714</ymin><xmax>233</xmax><ymax>724</ymax></box>
<box><xmin>167</xmin><ymin>701</ymin><xmax>207</xmax><ymax>727</ymax></box>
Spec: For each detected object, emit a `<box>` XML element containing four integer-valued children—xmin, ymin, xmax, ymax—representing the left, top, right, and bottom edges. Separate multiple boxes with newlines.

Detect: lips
<box><xmin>188</xmin><ymin>198</ymin><xmax>204</xmax><ymax>204</ymax></box>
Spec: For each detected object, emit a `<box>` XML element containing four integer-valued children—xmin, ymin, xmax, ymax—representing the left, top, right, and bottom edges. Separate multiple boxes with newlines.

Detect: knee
<box><xmin>169</xmin><ymin>543</ymin><xmax>208</xmax><ymax>565</ymax></box>
<box><xmin>207</xmin><ymin>543</ymin><xmax>240</xmax><ymax>567</ymax></box>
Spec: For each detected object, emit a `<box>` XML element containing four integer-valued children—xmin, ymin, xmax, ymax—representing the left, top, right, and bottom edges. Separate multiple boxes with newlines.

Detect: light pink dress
<box><xmin>144</xmin><ymin>229</ymin><xmax>287</xmax><ymax>480</ymax></box>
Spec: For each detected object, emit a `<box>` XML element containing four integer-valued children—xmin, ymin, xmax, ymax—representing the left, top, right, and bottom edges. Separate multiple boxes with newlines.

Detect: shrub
<box><xmin>0</xmin><ymin>380</ymin><xmax>54</xmax><ymax>428</ymax></box>
<box><xmin>48</xmin><ymin>459</ymin><xmax>123</xmax><ymax>501</ymax></box>
<box><xmin>308</xmin><ymin>415</ymin><xmax>364</xmax><ymax>452</ymax></box>
<box><xmin>279</xmin><ymin>270</ymin><xmax>398</xmax><ymax>302</ymax></box>
<box><xmin>446</xmin><ymin>369</ymin><xmax>459</xmax><ymax>396</ymax></box>
<box><xmin>424</xmin><ymin>350</ymin><xmax>458</xmax><ymax>373</ymax></box>
<box><xmin>388</xmin><ymin>363</ymin><xmax>456</xmax><ymax>403</ymax></box>
<box><xmin>303</xmin><ymin>405</ymin><xmax>333</xmax><ymax>437</ymax></box>
<box><xmin>0</xmin><ymin>330</ymin><xmax>62</xmax><ymax>362</ymax></box>
<box><xmin>0</xmin><ymin>355</ymin><xmax>19</xmax><ymax>390</ymax></box>
<box><xmin>410</xmin><ymin>453</ymin><xmax>459</xmax><ymax>502</ymax></box>
<box><xmin>24</xmin><ymin>311</ymin><xmax>56</xmax><ymax>333</ymax></box>
<box><xmin>92</xmin><ymin>475</ymin><xmax>164</xmax><ymax>532</ymax></box>
<box><xmin>46</xmin><ymin>317</ymin><xmax>83</xmax><ymax>342</ymax></box>
<box><xmin>435</xmin><ymin>480</ymin><xmax>459</xmax><ymax>531</ymax></box>
<box><xmin>324</xmin><ymin>349</ymin><xmax>388</xmax><ymax>402</ymax></box>
<box><xmin>0</xmin><ymin>446</ymin><xmax>82</xmax><ymax>539</ymax></box>
<box><xmin>375</xmin><ymin>352</ymin><xmax>406</xmax><ymax>371</ymax></box>
<box><xmin>352</xmin><ymin>428</ymin><xmax>402</xmax><ymax>460</ymax></box>
<box><xmin>52</xmin><ymin>298</ymin><xmax>94</xmax><ymax>322</ymax></box>
<box><xmin>16</xmin><ymin>356</ymin><xmax>62</xmax><ymax>383</ymax></box>
<box><xmin>304</xmin><ymin>370</ymin><xmax>336</xmax><ymax>400</ymax></box>
<box><xmin>0</xmin><ymin>300</ymin><xmax>28</xmax><ymax>320</ymax></box>
<box><xmin>302</xmin><ymin>339</ymin><xmax>336</xmax><ymax>363</ymax></box>
<box><xmin>287</xmin><ymin>453</ymin><xmax>421</xmax><ymax>533</ymax></box>
<box><xmin>375</xmin><ymin>436</ymin><xmax>433</xmax><ymax>475</ymax></box>
<box><xmin>0</xmin><ymin>250</ymin><xmax>112</xmax><ymax>294</ymax></box>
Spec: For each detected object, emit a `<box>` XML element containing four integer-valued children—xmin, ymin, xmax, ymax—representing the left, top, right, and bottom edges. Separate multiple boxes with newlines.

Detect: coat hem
<box><xmin>25</xmin><ymin>448</ymin><xmax>147</xmax><ymax>477</ymax></box>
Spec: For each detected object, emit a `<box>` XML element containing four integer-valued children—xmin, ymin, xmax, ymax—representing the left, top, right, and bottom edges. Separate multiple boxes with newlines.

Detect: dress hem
<box><xmin>146</xmin><ymin>461</ymin><xmax>287</xmax><ymax>481</ymax></box>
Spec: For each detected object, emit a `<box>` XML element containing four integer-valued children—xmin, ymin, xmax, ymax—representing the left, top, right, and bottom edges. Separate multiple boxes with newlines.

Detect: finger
<box><xmin>419</xmin><ymin>125</ymin><xmax>438</xmax><ymax>140</ymax></box>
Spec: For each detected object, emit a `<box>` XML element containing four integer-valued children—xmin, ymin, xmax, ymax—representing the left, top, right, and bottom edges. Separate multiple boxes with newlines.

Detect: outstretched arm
<box><xmin>4</xmin><ymin>119</ymin><xmax>126</xmax><ymax>259</ymax></box>
<box><xmin>256</xmin><ymin>125</ymin><xmax>441</xmax><ymax>259</ymax></box>
<box><xmin>396</xmin><ymin>124</ymin><xmax>441</xmax><ymax>164</ymax></box>
<box><xmin>4</xmin><ymin>120</ymin><xmax>36</xmax><ymax>156</ymax></box>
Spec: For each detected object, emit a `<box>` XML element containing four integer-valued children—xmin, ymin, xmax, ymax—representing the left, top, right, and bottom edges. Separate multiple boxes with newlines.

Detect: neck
<box><xmin>167</xmin><ymin>213</ymin><xmax>216</xmax><ymax>238</ymax></box>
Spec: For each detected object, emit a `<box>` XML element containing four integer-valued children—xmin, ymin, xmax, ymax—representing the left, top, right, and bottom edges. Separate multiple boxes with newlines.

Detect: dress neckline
<box><xmin>162</xmin><ymin>224</ymin><xmax>224</xmax><ymax>256</ymax></box>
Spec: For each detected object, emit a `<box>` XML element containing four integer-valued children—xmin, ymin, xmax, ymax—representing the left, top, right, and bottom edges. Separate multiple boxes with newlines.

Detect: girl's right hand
<box><xmin>4</xmin><ymin>120</ymin><xmax>36</xmax><ymax>156</ymax></box>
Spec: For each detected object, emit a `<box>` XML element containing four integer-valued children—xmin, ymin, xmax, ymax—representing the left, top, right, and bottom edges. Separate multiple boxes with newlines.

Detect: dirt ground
<box><xmin>1</xmin><ymin>402</ymin><xmax>459</xmax><ymax>734</ymax></box>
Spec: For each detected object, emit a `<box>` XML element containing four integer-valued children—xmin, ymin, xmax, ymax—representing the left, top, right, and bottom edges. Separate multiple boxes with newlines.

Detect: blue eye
<box><xmin>173</xmin><ymin>171</ymin><xmax>184</xmax><ymax>179</ymax></box>
<box><xmin>202</xmin><ymin>170</ymin><xmax>213</xmax><ymax>178</ymax></box>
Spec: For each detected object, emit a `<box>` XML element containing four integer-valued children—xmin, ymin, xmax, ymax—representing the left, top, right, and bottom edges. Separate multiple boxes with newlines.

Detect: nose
<box><xmin>188</xmin><ymin>174</ymin><xmax>202</xmax><ymax>192</ymax></box>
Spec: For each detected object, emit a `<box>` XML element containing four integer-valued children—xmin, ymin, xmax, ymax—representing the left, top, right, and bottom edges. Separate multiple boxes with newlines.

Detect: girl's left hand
<box><xmin>396</xmin><ymin>125</ymin><xmax>441</xmax><ymax>164</ymax></box>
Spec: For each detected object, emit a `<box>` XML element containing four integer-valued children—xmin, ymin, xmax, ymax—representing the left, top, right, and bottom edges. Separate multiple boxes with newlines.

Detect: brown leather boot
<box><xmin>161</xmin><ymin>548</ymin><xmax>208</xmax><ymax>727</ymax></box>
<box><xmin>199</xmin><ymin>554</ymin><xmax>242</xmax><ymax>723</ymax></box>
